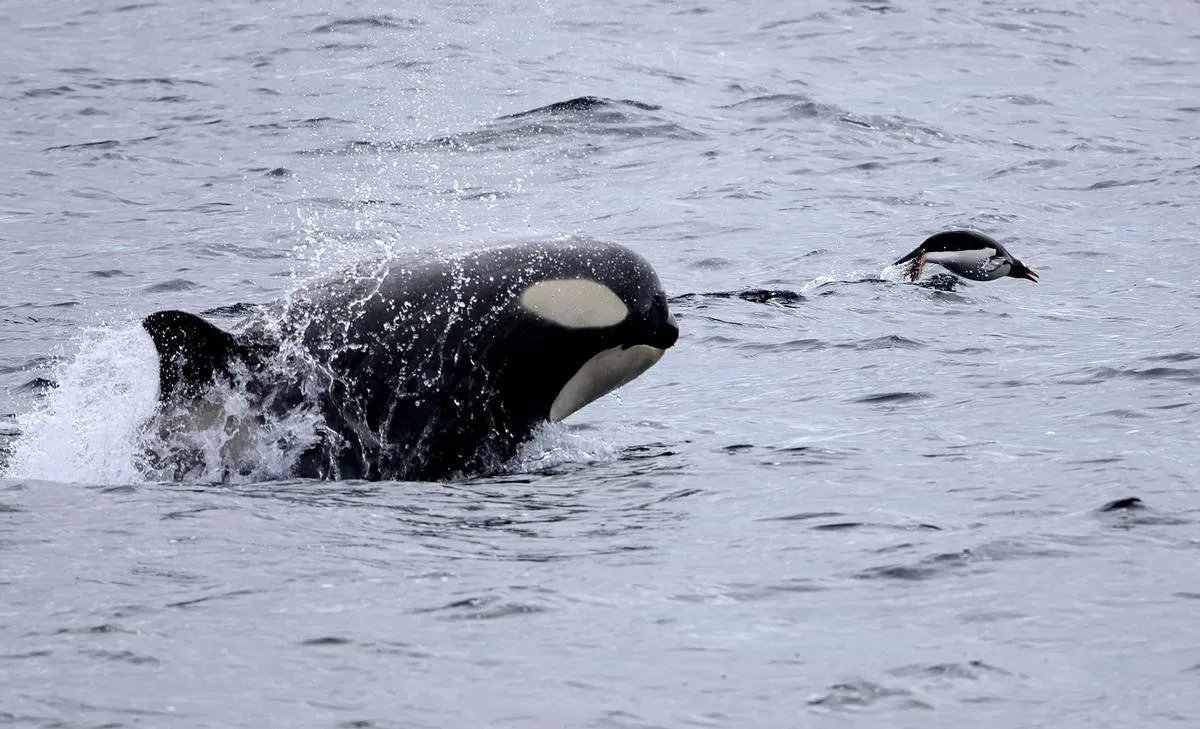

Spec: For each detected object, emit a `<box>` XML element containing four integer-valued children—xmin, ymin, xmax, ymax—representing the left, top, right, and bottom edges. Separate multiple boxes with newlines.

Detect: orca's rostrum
<box><xmin>141</xmin><ymin>239</ymin><xmax>679</xmax><ymax>482</ymax></box>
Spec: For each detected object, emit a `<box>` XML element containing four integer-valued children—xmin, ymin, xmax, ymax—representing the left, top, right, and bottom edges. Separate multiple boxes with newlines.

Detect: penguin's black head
<box><xmin>1007</xmin><ymin>260</ymin><xmax>1039</xmax><ymax>283</ymax></box>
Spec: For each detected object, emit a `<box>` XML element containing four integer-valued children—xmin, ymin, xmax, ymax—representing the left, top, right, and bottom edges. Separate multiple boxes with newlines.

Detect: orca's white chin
<box><xmin>549</xmin><ymin>344</ymin><xmax>666</xmax><ymax>422</ymax></box>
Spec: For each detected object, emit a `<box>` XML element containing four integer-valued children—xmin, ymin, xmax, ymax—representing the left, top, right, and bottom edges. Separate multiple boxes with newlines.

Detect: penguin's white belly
<box><xmin>925</xmin><ymin>248</ymin><xmax>1008</xmax><ymax>280</ymax></box>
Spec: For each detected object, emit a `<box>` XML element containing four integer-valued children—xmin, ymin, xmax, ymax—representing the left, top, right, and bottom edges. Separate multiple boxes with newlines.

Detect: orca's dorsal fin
<box><xmin>142</xmin><ymin>310</ymin><xmax>246</xmax><ymax>402</ymax></box>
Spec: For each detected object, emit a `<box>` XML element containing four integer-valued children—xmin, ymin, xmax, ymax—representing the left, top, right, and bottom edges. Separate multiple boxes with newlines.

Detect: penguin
<box><xmin>893</xmin><ymin>230</ymin><xmax>1039</xmax><ymax>283</ymax></box>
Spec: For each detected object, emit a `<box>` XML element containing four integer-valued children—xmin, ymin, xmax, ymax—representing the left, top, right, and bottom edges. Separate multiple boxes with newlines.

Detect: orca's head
<box><xmin>508</xmin><ymin>243</ymin><xmax>678</xmax><ymax>422</ymax></box>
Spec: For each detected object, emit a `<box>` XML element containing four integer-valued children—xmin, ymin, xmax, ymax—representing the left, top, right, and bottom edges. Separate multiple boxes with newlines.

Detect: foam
<box><xmin>508</xmin><ymin>421</ymin><xmax>619</xmax><ymax>475</ymax></box>
<box><xmin>2</xmin><ymin>325</ymin><xmax>159</xmax><ymax>484</ymax></box>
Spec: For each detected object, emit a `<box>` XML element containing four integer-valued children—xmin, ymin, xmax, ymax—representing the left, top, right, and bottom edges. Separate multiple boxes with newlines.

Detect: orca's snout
<box><xmin>649</xmin><ymin>311</ymin><xmax>679</xmax><ymax>349</ymax></box>
<box><xmin>639</xmin><ymin>291</ymin><xmax>678</xmax><ymax>349</ymax></box>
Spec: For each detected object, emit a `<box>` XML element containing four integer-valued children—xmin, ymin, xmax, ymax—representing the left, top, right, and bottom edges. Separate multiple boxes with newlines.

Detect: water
<box><xmin>3</xmin><ymin>0</ymin><xmax>1199</xmax><ymax>726</ymax></box>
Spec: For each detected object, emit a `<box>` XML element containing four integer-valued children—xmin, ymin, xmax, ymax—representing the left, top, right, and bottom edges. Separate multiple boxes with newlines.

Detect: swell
<box><xmin>719</xmin><ymin>92</ymin><xmax>953</xmax><ymax>147</ymax></box>
<box><xmin>301</xmin><ymin>96</ymin><xmax>705</xmax><ymax>157</ymax></box>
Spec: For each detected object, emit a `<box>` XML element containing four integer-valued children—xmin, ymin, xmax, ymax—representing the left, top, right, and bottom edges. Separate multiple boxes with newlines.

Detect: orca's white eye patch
<box><xmin>519</xmin><ymin>279</ymin><xmax>628</xmax><ymax>329</ymax></box>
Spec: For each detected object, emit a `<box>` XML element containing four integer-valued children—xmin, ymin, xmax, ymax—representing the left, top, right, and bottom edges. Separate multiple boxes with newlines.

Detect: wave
<box><xmin>720</xmin><ymin>93</ymin><xmax>952</xmax><ymax>146</ymax></box>
<box><xmin>301</xmin><ymin>95</ymin><xmax>705</xmax><ymax>157</ymax></box>
<box><xmin>667</xmin><ymin>273</ymin><xmax>966</xmax><ymax>311</ymax></box>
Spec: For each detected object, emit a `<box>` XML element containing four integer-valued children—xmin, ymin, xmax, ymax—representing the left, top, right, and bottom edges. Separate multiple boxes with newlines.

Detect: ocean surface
<box><xmin>2</xmin><ymin>0</ymin><xmax>1199</xmax><ymax>726</ymax></box>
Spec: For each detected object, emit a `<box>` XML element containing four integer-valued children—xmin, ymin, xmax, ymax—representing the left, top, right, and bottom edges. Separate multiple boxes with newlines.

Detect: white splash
<box><xmin>798</xmin><ymin>266</ymin><xmax>906</xmax><ymax>292</ymax></box>
<box><xmin>137</xmin><ymin>379</ymin><xmax>325</xmax><ymax>485</ymax></box>
<box><xmin>509</xmin><ymin>421</ymin><xmax>619</xmax><ymax>474</ymax></box>
<box><xmin>2</xmin><ymin>325</ymin><xmax>159</xmax><ymax>484</ymax></box>
<box><xmin>1</xmin><ymin>320</ymin><xmax>330</xmax><ymax>485</ymax></box>
<box><xmin>877</xmin><ymin>262</ymin><xmax>912</xmax><ymax>283</ymax></box>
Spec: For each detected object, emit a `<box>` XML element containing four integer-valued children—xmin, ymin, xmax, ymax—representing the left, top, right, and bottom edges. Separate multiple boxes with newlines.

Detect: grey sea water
<box><xmin>2</xmin><ymin>1</ymin><xmax>1199</xmax><ymax>726</ymax></box>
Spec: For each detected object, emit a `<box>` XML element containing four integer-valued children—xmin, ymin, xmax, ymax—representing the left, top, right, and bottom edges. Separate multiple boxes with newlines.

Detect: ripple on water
<box><xmin>1144</xmin><ymin>351</ymin><xmax>1199</xmax><ymax>363</ymax></box>
<box><xmin>301</xmin><ymin>96</ymin><xmax>704</xmax><ymax>157</ymax></box>
<box><xmin>188</xmin><ymin>477</ymin><xmax>690</xmax><ymax>564</ymax></box>
<box><xmin>856</xmin><ymin>530</ymin><xmax>1122</xmax><ymax>584</ymax></box>
<box><xmin>80</xmin><ymin>649</ymin><xmax>160</xmax><ymax>666</ymax></box>
<box><xmin>1087</xmin><ymin>408</ymin><xmax>1146</xmax><ymax>419</ymax></box>
<box><xmin>0</xmin><ymin>650</ymin><xmax>52</xmax><ymax>659</ymax></box>
<box><xmin>855</xmin><ymin>550</ymin><xmax>974</xmax><ymax>582</ymax></box>
<box><xmin>141</xmin><ymin>278</ymin><xmax>199</xmax><ymax>293</ymax></box>
<box><xmin>718</xmin><ymin>578</ymin><xmax>827</xmax><ymax>601</ymax></box>
<box><xmin>408</xmin><ymin>594</ymin><xmax>550</xmax><ymax>620</ymax></box>
<box><xmin>807</xmin><ymin>659</ymin><xmax>1024</xmax><ymax>714</ymax></box>
<box><xmin>1057</xmin><ymin>364</ymin><xmax>1200</xmax><ymax>385</ymax></box>
<box><xmin>851</xmin><ymin>391</ymin><xmax>931</xmax><ymax>405</ymax></box>
<box><xmin>43</xmin><ymin>135</ymin><xmax>160</xmax><ymax>152</ymax></box>
<box><xmin>807</xmin><ymin>679</ymin><xmax>932</xmax><ymax>712</ymax></box>
<box><xmin>310</xmin><ymin>16</ymin><xmax>424</xmax><ymax>33</ymax></box>
<box><xmin>165</xmin><ymin>588</ymin><xmax>260</xmax><ymax>609</ymax></box>
<box><xmin>498</xmin><ymin>95</ymin><xmax>661</xmax><ymax>118</ymax></box>
<box><xmin>837</xmin><ymin>334</ymin><xmax>926</xmax><ymax>350</ymax></box>
<box><xmin>52</xmin><ymin>623</ymin><xmax>135</xmax><ymax>636</ymax></box>
<box><xmin>1098</xmin><ymin>497</ymin><xmax>1144</xmax><ymax>512</ymax></box>
<box><xmin>757</xmin><ymin>510</ymin><xmax>942</xmax><ymax>533</ymax></box>
<box><xmin>719</xmin><ymin>93</ymin><xmax>951</xmax><ymax>144</ymax></box>
<box><xmin>736</xmin><ymin>444</ymin><xmax>863</xmax><ymax>468</ymax></box>
<box><xmin>736</xmin><ymin>338</ymin><xmax>826</xmax><ymax>353</ymax></box>
<box><xmin>300</xmin><ymin>636</ymin><xmax>353</xmax><ymax>646</ymax></box>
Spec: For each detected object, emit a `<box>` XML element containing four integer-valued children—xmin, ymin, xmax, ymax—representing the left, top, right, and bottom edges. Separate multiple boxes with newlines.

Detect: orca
<box><xmin>140</xmin><ymin>239</ymin><xmax>679</xmax><ymax>482</ymax></box>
